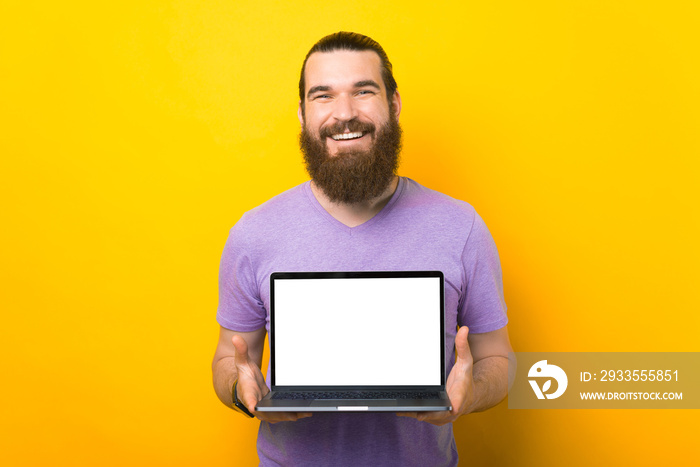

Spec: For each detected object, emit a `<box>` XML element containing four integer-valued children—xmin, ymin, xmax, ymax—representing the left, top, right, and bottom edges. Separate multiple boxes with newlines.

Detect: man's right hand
<box><xmin>232</xmin><ymin>335</ymin><xmax>313</xmax><ymax>423</ymax></box>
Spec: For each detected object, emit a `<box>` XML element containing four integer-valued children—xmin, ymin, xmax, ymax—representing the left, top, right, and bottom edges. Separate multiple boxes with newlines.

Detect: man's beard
<box><xmin>300</xmin><ymin>113</ymin><xmax>402</xmax><ymax>205</ymax></box>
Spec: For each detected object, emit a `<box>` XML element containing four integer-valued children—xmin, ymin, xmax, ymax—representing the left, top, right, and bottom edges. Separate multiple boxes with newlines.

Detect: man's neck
<box><xmin>310</xmin><ymin>176</ymin><xmax>399</xmax><ymax>228</ymax></box>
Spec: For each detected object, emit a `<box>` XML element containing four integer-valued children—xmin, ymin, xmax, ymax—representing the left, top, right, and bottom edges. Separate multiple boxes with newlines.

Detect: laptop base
<box><xmin>256</xmin><ymin>392</ymin><xmax>452</xmax><ymax>412</ymax></box>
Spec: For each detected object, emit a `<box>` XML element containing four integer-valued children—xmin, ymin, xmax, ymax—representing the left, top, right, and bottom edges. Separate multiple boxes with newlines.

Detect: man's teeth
<box><xmin>331</xmin><ymin>132</ymin><xmax>364</xmax><ymax>141</ymax></box>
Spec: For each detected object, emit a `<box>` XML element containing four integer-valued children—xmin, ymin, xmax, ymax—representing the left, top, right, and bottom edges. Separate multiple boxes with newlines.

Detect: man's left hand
<box><xmin>397</xmin><ymin>326</ymin><xmax>475</xmax><ymax>426</ymax></box>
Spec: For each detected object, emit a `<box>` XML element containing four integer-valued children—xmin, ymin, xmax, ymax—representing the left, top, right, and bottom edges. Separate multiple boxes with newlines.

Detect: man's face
<box><xmin>298</xmin><ymin>50</ymin><xmax>402</xmax><ymax>204</ymax></box>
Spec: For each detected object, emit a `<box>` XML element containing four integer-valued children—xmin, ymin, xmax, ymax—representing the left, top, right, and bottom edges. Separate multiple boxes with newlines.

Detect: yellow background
<box><xmin>1</xmin><ymin>1</ymin><xmax>698</xmax><ymax>465</ymax></box>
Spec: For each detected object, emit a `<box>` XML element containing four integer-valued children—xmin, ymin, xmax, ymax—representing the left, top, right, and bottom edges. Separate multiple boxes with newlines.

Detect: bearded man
<box><xmin>212</xmin><ymin>31</ymin><xmax>513</xmax><ymax>466</ymax></box>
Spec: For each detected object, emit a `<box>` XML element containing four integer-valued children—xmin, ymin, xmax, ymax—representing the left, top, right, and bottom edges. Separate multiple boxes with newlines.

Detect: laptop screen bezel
<box><xmin>269</xmin><ymin>270</ymin><xmax>446</xmax><ymax>391</ymax></box>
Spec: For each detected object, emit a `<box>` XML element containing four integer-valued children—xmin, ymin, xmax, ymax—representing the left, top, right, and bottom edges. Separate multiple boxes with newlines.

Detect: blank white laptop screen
<box><xmin>272</xmin><ymin>276</ymin><xmax>442</xmax><ymax>386</ymax></box>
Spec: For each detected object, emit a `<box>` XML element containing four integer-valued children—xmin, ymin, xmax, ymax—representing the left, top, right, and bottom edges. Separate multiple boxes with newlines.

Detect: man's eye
<box><xmin>358</xmin><ymin>90</ymin><xmax>375</xmax><ymax>95</ymax></box>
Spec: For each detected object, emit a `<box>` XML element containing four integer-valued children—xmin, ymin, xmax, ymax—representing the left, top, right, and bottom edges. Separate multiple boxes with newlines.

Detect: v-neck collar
<box><xmin>303</xmin><ymin>177</ymin><xmax>406</xmax><ymax>235</ymax></box>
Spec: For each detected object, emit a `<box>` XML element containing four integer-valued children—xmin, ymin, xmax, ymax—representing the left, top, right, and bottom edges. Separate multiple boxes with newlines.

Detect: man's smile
<box><xmin>319</xmin><ymin>121</ymin><xmax>375</xmax><ymax>147</ymax></box>
<box><xmin>330</xmin><ymin>131</ymin><xmax>366</xmax><ymax>141</ymax></box>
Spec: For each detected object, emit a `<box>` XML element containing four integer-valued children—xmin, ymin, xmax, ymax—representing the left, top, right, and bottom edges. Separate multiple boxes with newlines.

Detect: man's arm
<box><xmin>211</xmin><ymin>325</ymin><xmax>312</xmax><ymax>423</ymax></box>
<box><xmin>462</xmin><ymin>326</ymin><xmax>513</xmax><ymax>414</ymax></box>
<box><xmin>398</xmin><ymin>325</ymin><xmax>513</xmax><ymax>426</ymax></box>
<box><xmin>212</xmin><ymin>326</ymin><xmax>266</xmax><ymax>407</ymax></box>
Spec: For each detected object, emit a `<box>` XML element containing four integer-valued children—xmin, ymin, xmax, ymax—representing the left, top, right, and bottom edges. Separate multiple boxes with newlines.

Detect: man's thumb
<box><xmin>232</xmin><ymin>335</ymin><xmax>249</xmax><ymax>366</ymax></box>
<box><xmin>455</xmin><ymin>326</ymin><xmax>471</xmax><ymax>361</ymax></box>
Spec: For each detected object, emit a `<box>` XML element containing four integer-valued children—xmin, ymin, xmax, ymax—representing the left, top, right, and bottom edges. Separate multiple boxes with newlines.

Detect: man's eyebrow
<box><xmin>307</xmin><ymin>85</ymin><xmax>331</xmax><ymax>98</ymax></box>
<box><xmin>354</xmin><ymin>80</ymin><xmax>381</xmax><ymax>90</ymax></box>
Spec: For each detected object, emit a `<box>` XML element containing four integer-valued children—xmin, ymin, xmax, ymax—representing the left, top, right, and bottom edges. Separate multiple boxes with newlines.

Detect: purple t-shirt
<box><xmin>218</xmin><ymin>177</ymin><xmax>508</xmax><ymax>466</ymax></box>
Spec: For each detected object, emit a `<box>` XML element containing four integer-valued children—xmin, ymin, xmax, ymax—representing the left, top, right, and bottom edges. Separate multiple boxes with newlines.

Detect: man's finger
<box><xmin>455</xmin><ymin>326</ymin><xmax>471</xmax><ymax>362</ymax></box>
<box><xmin>232</xmin><ymin>335</ymin><xmax>250</xmax><ymax>367</ymax></box>
<box><xmin>396</xmin><ymin>412</ymin><xmax>445</xmax><ymax>424</ymax></box>
<box><xmin>242</xmin><ymin>390</ymin><xmax>260</xmax><ymax>413</ymax></box>
<box><xmin>259</xmin><ymin>412</ymin><xmax>314</xmax><ymax>424</ymax></box>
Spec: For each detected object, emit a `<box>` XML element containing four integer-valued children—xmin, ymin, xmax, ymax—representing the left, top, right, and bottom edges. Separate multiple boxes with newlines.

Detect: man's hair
<box><xmin>298</xmin><ymin>31</ymin><xmax>398</xmax><ymax>105</ymax></box>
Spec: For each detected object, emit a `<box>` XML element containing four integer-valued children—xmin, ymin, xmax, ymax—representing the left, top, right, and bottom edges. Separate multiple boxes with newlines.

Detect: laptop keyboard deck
<box><xmin>271</xmin><ymin>391</ymin><xmax>442</xmax><ymax>400</ymax></box>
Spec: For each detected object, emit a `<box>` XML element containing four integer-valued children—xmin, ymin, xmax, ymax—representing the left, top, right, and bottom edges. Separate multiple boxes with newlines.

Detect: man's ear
<box><xmin>391</xmin><ymin>91</ymin><xmax>402</xmax><ymax>119</ymax></box>
<box><xmin>298</xmin><ymin>101</ymin><xmax>304</xmax><ymax>127</ymax></box>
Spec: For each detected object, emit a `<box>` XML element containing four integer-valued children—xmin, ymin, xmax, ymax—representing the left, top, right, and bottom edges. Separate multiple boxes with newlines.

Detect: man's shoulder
<box><xmin>400</xmin><ymin>177</ymin><xmax>477</xmax><ymax>222</ymax></box>
<box><xmin>241</xmin><ymin>181</ymin><xmax>309</xmax><ymax>218</ymax></box>
<box><xmin>229</xmin><ymin>181</ymin><xmax>310</xmax><ymax>237</ymax></box>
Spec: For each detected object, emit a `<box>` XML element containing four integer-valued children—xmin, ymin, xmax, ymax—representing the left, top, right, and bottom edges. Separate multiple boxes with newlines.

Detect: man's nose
<box><xmin>332</xmin><ymin>94</ymin><xmax>358</xmax><ymax>122</ymax></box>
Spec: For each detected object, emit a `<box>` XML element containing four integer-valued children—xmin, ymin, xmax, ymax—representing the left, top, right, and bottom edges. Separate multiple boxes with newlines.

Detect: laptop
<box><xmin>255</xmin><ymin>271</ymin><xmax>452</xmax><ymax>412</ymax></box>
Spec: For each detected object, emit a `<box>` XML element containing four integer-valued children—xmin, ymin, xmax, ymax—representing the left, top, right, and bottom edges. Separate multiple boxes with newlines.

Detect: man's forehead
<box><xmin>304</xmin><ymin>50</ymin><xmax>384</xmax><ymax>91</ymax></box>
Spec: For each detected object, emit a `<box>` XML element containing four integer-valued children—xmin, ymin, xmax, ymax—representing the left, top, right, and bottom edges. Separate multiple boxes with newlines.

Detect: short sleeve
<box><xmin>216</xmin><ymin>224</ymin><xmax>268</xmax><ymax>331</ymax></box>
<box><xmin>458</xmin><ymin>212</ymin><xmax>508</xmax><ymax>333</ymax></box>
